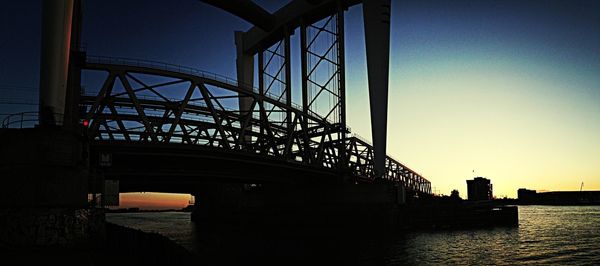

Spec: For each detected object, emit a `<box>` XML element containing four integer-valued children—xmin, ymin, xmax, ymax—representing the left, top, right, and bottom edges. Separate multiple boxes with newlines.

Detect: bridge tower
<box><xmin>39</xmin><ymin>0</ymin><xmax>84</xmax><ymax>129</ymax></box>
<box><xmin>363</xmin><ymin>0</ymin><xmax>391</xmax><ymax>177</ymax></box>
<box><xmin>38</xmin><ymin>0</ymin><xmax>74</xmax><ymax>126</ymax></box>
<box><xmin>227</xmin><ymin>0</ymin><xmax>391</xmax><ymax>178</ymax></box>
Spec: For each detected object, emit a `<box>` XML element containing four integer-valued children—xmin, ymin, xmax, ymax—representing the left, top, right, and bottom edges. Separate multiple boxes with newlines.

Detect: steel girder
<box><xmin>79</xmin><ymin>57</ymin><xmax>431</xmax><ymax>194</ymax></box>
<box><xmin>300</xmin><ymin>12</ymin><xmax>345</xmax><ymax>125</ymax></box>
<box><xmin>345</xmin><ymin>137</ymin><xmax>430</xmax><ymax>193</ymax></box>
<box><xmin>81</xmin><ymin>57</ymin><xmax>343</xmax><ymax>168</ymax></box>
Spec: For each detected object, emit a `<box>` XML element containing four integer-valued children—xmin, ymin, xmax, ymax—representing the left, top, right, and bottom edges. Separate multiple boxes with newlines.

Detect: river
<box><xmin>107</xmin><ymin>205</ymin><xmax>600</xmax><ymax>265</ymax></box>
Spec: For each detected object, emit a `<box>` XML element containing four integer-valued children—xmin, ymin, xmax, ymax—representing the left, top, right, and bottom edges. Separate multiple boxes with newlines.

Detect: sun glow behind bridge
<box><xmin>117</xmin><ymin>192</ymin><xmax>191</xmax><ymax>210</ymax></box>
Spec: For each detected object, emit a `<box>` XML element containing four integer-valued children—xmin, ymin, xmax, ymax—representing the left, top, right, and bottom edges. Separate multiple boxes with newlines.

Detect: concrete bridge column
<box><xmin>0</xmin><ymin>128</ymin><xmax>102</xmax><ymax>248</ymax></box>
<box><xmin>363</xmin><ymin>0</ymin><xmax>391</xmax><ymax>178</ymax></box>
<box><xmin>191</xmin><ymin>182</ymin><xmax>403</xmax><ymax>227</ymax></box>
<box><xmin>0</xmin><ymin>1</ymin><xmax>103</xmax><ymax>249</ymax></box>
<box><xmin>191</xmin><ymin>183</ymin><xmax>261</xmax><ymax>223</ymax></box>
<box><xmin>236</xmin><ymin>31</ymin><xmax>255</xmax><ymax>144</ymax></box>
<box><xmin>39</xmin><ymin>0</ymin><xmax>75</xmax><ymax>126</ymax></box>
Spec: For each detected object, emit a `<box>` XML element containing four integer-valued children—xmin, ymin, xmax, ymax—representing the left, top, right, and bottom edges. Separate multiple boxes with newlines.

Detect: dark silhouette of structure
<box><xmin>467</xmin><ymin>177</ymin><xmax>492</xmax><ymax>201</ymax></box>
<box><xmin>450</xmin><ymin>189</ymin><xmax>461</xmax><ymax>200</ymax></box>
<box><xmin>517</xmin><ymin>188</ymin><xmax>537</xmax><ymax>203</ymax></box>
<box><xmin>0</xmin><ymin>0</ymin><xmax>435</xmax><ymax>249</ymax></box>
<box><xmin>518</xmin><ymin>188</ymin><xmax>600</xmax><ymax>205</ymax></box>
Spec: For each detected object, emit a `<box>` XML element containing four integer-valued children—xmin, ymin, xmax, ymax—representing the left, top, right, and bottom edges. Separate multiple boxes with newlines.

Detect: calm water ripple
<box><xmin>107</xmin><ymin>205</ymin><xmax>600</xmax><ymax>265</ymax></box>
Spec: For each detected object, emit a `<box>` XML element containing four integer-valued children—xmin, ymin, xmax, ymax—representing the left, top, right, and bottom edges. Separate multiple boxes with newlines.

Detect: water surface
<box><xmin>107</xmin><ymin>206</ymin><xmax>600</xmax><ymax>264</ymax></box>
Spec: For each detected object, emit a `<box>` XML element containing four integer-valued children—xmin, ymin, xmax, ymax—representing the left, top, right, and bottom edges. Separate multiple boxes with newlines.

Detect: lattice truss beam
<box><xmin>80</xmin><ymin>60</ymin><xmax>430</xmax><ymax>194</ymax></box>
<box><xmin>257</xmin><ymin>38</ymin><xmax>293</xmax><ymax>139</ymax></box>
<box><xmin>302</xmin><ymin>13</ymin><xmax>344</xmax><ymax>124</ymax></box>
<box><xmin>80</xmin><ymin>61</ymin><xmax>344</xmax><ymax>168</ymax></box>
<box><xmin>345</xmin><ymin>137</ymin><xmax>431</xmax><ymax>193</ymax></box>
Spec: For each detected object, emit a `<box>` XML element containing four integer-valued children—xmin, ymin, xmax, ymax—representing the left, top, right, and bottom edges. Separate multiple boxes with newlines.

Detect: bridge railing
<box><xmin>1</xmin><ymin>112</ymin><xmax>41</xmax><ymax>129</ymax></box>
<box><xmin>86</xmin><ymin>55</ymin><xmax>305</xmax><ymax>112</ymax></box>
<box><xmin>0</xmin><ymin>111</ymin><xmax>68</xmax><ymax>130</ymax></box>
<box><xmin>86</xmin><ymin>55</ymin><xmax>240</xmax><ymax>87</ymax></box>
<box><xmin>81</xmin><ymin>91</ymin><xmax>182</xmax><ymax>104</ymax></box>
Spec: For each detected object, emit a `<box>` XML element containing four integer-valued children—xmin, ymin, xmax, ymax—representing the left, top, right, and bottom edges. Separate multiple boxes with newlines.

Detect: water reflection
<box><xmin>190</xmin><ymin>221</ymin><xmax>395</xmax><ymax>265</ymax></box>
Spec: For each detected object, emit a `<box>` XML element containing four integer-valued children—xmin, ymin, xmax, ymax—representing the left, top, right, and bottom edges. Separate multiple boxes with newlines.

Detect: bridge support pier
<box><xmin>363</xmin><ymin>0</ymin><xmax>391</xmax><ymax>177</ymax></box>
<box><xmin>190</xmin><ymin>183</ymin><xmax>264</xmax><ymax>223</ymax></box>
<box><xmin>190</xmin><ymin>181</ymin><xmax>405</xmax><ymax>227</ymax></box>
<box><xmin>0</xmin><ymin>128</ymin><xmax>103</xmax><ymax>248</ymax></box>
<box><xmin>39</xmin><ymin>0</ymin><xmax>75</xmax><ymax>126</ymax></box>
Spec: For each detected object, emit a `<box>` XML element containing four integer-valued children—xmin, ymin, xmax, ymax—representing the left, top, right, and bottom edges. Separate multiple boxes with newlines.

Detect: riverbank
<box><xmin>1</xmin><ymin>221</ymin><xmax>197</xmax><ymax>266</ymax></box>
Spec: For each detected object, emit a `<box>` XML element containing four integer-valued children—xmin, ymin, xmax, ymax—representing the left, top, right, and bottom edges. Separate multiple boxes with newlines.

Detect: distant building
<box><xmin>517</xmin><ymin>188</ymin><xmax>600</xmax><ymax>205</ymax></box>
<box><xmin>518</xmin><ymin>188</ymin><xmax>537</xmax><ymax>203</ymax></box>
<box><xmin>467</xmin><ymin>177</ymin><xmax>492</xmax><ymax>201</ymax></box>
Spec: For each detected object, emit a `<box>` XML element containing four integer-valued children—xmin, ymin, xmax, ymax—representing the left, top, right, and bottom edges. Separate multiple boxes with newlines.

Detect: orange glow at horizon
<box><xmin>118</xmin><ymin>192</ymin><xmax>191</xmax><ymax>210</ymax></box>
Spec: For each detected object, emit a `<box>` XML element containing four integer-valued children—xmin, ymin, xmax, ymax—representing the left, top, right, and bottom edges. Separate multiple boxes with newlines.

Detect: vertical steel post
<box><xmin>300</xmin><ymin>21</ymin><xmax>310</xmax><ymax>164</ymax></box>
<box><xmin>235</xmin><ymin>31</ymin><xmax>255</xmax><ymax>145</ymax></box>
<box><xmin>284</xmin><ymin>27</ymin><xmax>292</xmax><ymax>130</ymax></box>
<box><xmin>258</xmin><ymin>49</ymin><xmax>265</xmax><ymax>153</ymax></box>
<box><xmin>300</xmin><ymin>21</ymin><xmax>309</xmax><ymax>116</ymax></box>
<box><xmin>39</xmin><ymin>0</ymin><xmax>75</xmax><ymax>126</ymax></box>
<box><xmin>363</xmin><ymin>0</ymin><xmax>391</xmax><ymax>178</ymax></box>
<box><xmin>336</xmin><ymin>3</ymin><xmax>347</xmax><ymax>174</ymax></box>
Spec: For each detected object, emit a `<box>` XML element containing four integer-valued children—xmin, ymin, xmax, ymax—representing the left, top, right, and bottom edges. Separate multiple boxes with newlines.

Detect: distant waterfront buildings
<box><xmin>517</xmin><ymin>188</ymin><xmax>537</xmax><ymax>203</ymax></box>
<box><xmin>466</xmin><ymin>177</ymin><xmax>493</xmax><ymax>201</ymax></box>
<box><xmin>518</xmin><ymin>188</ymin><xmax>600</xmax><ymax>204</ymax></box>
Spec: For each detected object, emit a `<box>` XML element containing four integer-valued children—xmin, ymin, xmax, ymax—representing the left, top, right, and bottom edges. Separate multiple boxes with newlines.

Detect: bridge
<box><xmin>1</xmin><ymin>0</ymin><xmax>431</xmax><ymax>230</ymax></box>
<box><xmin>78</xmin><ymin>55</ymin><xmax>430</xmax><ymax>194</ymax></box>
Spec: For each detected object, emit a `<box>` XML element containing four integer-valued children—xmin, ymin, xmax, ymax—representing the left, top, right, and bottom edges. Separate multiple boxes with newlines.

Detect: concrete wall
<box><xmin>0</xmin><ymin>128</ymin><xmax>97</xmax><ymax>247</ymax></box>
<box><xmin>0</xmin><ymin>128</ymin><xmax>88</xmax><ymax>207</ymax></box>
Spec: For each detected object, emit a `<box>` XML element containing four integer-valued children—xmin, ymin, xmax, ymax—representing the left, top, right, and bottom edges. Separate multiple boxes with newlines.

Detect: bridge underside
<box><xmin>92</xmin><ymin>141</ymin><xmax>340</xmax><ymax>193</ymax></box>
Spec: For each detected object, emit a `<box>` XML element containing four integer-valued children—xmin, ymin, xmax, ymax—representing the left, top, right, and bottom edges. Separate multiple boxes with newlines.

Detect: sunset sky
<box><xmin>1</xmin><ymin>0</ymin><xmax>598</xmax><ymax>208</ymax></box>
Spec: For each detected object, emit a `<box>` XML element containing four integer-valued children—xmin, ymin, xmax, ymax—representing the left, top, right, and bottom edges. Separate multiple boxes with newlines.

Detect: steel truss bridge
<box><xmin>22</xmin><ymin>0</ymin><xmax>432</xmax><ymax>195</ymax></box>
<box><xmin>80</xmin><ymin>55</ymin><xmax>431</xmax><ymax>194</ymax></box>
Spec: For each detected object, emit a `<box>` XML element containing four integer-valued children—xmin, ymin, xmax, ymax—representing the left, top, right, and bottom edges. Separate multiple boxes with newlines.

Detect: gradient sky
<box><xmin>1</xmin><ymin>0</ymin><xmax>598</xmax><ymax>208</ymax></box>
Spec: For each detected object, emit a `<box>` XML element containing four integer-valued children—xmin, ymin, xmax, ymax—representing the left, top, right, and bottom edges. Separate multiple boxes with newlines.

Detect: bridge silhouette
<box><xmin>0</xmin><ymin>2</ymin><xmax>530</xmax><ymax>255</ymax></box>
<box><xmin>1</xmin><ymin>0</ymin><xmax>431</xmax><ymax>218</ymax></box>
<box><xmin>79</xmin><ymin>55</ymin><xmax>430</xmax><ymax>194</ymax></box>
<box><xmin>73</xmin><ymin>0</ymin><xmax>432</xmax><ymax>198</ymax></box>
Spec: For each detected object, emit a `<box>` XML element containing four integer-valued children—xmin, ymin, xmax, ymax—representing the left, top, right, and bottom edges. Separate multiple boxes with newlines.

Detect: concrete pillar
<box><xmin>63</xmin><ymin>0</ymin><xmax>84</xmax><ymax>131</ymax></box>
<box><xmin>397</xmin><ymin>183</ymin><xmax>406</xmax><ymax>204</ymax></box>
<box><xmin>39</xmin><ymin>0</ymin><xmax>75</xmax><ymax>126</ymax></box>
<box><xmin>363</xmin><ymin>0</ymin><xmax>391</xmax><ymax>178</ymax></box>
<box><xmin>235</xmin><ymin>31</ymin><xmax>255</xmax><ymax>144</ymax></box>
<box><xmin>0</xmin><ymin>128</ymin><xmax>99</xmax><ymax>248</ymax></box>
<box><xmin>191</xmin><ymin>183</ymin><xmax>251</xmax><ymax>223</ymax></box>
